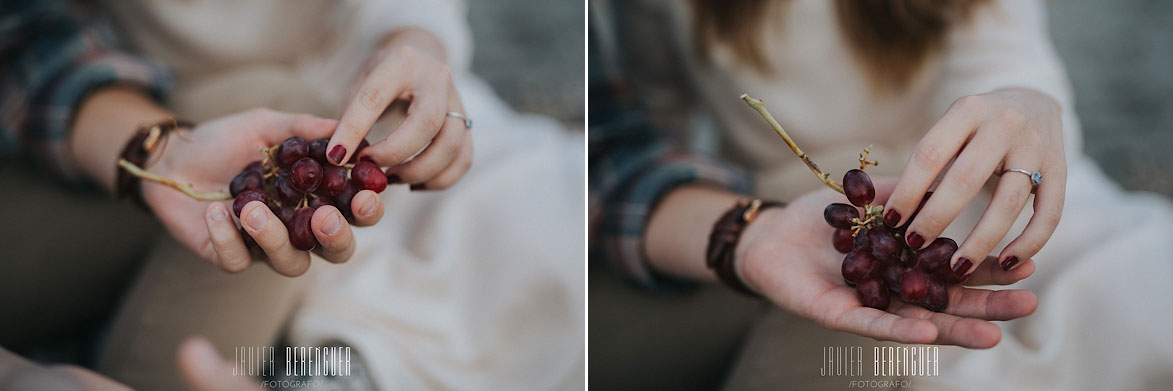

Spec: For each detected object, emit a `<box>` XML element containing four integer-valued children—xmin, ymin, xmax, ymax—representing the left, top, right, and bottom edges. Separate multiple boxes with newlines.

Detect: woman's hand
<box><xmin>326</xmin><ymin>28</ymin><xmax>473</xmax><ymax>191</ymax></box>
<box><xmin>144</xmin><ymin>108</ymin><xmax>386</xmax><ymax>276</ymax></box>
<box><xmin>737</xmin><ymin>179</ymin><xmax>1038</xmax><ymax>348</ymax></box>
<box><xmin>883</xmin><ymin>88</ymin><xmax>1066</xmax><ymax>278</ymax></box>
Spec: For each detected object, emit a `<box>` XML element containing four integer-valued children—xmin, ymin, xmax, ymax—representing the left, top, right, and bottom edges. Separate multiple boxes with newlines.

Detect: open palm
<box><xmin>141</xmin><ymin>109</ymin><xmax>380</xmax><ymax>274</ymax></box>
<box><xmin>739</xmin><ymin>178</ymin><xmax>1038</xmax><ymax>348</ymax></box>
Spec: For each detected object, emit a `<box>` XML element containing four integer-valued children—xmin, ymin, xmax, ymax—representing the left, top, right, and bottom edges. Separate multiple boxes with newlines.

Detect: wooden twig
<box><xmin>118</xmin><ymin>159</ymin><xmax>231</xmax><ymax>201</ymax></box>
<box><xmin>740</xmin><ymin>94</ymin><xmax>845</xmax><ymax>194</ymax></box>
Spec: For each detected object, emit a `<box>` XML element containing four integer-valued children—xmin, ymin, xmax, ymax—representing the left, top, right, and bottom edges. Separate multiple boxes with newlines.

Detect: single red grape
<box><xmin>291</xmin><ymin>157</ymin><xmax>323</xmax><ymax>192</ymax></box>
<box><xmin>333</xmin><ymin>182</ymin><xmax>359</xmax><ymax>221</ymax></box>
<box><xmin>854</xmin><ymin>228</ymin><xmax>870</xmax><ymax>249</ymax></box>
<box><xmin>881</xmin><ymin>261</ymin><xmax>908</xmax><ymax>293</ymax></box>
<box><xmin>832</xmin><ymin>229</ymin><xmax>855</xmax><ymax>253</ymax></box>
<box><xmin>277</xmin><ymin>137</ymin><xmax>309</xmax><ymax>168</ymax></box>
<box><xmin>276</xmin><ymin>206</ymin><xmax>296</xmax><ymax>227</ymax></box>
<box><xmin>273</xmin><ymin>173</ymin><xmax>303</xmax><ymax>206</ymax></box>
<box><xmin>900</xmin><ymin>268</ymin><xmax>930</xmax><ymax>302</ymax></box>
<box><xmin>842</xmin><ymin>169</ymin><xmax>875</xmax><ymax>207</ymax></box>
<box><xmin>309</xmin><ymin>138</ymin><xmax>330</xmax><ymax>163</ymax></box>
<box><xmin>868</xmin><ymin>226</ymin><xmax>902</xmax><ymax>262</ymax></box>
<box><xmin>308</xmin><ymin>195</ymin><xmax>334</xmax><ymax>209</ymax></box>
<box><xmin>229</xmin><ymin>171</ymin><xmax>264</xmax><ymax>197</ymax></box>
<box><xmin>319</xmin><ymin>165</ymin><xmax>349</xmax><ymax>196</ymax></box>
<box><xmin>288</xmin><ymin>207</ymin><xmax>317</xmax><ymax>251</ymax></box>
<box><xmin>922</xmin><ymin>279</ymin><xmax>949</xmax><ymax>312</ymax></box>
<box><xmin>243</xmin><ymin>160</ymin><xmax>265</xmax><ymax>174</ymax></box>
<box><xmin>856</xmin><ymin>279</ymin><xmax>890</xmax><ymax>310</ymax></box>
<box><xmin>916</xmin><ymin>237</ymin><xmax>958</xmax><ymax>273</ymax></box>
<box><xmin>351</xmin><ymin>160</ymin><xmax>387</xmax><ymax>193</ymax></box>
<box><xmin>824</xmin><ymin>203</ymin><xmax>859</xmax><ymax>229</ymax></box>
<box><xmin>842</xmin><ymin>247</ymin><xmax>879</xmax><ymax>284</ymax></box>
<box><xmin>232</xmin><ymin>189</ymin><xmax>270</xmax><ymax>218</ymax></box>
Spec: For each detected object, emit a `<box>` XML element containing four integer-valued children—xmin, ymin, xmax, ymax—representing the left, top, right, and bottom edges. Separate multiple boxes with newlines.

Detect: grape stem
<box><xmin>859</xmin><ymin>146</ymin><xmax>878</xmax><ymax>171</ymax></box>
<box><xmin>740</xmin><ymin>93</ymin><xmax>845</xmax><ymax>194</ymax></box>
<box><xmin>118</xmin><ymin>159</ymin><xmax>231</xmax><ymax>201</ymax></box>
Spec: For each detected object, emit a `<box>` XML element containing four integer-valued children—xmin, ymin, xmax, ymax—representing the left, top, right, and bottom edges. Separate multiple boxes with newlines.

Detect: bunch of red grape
<box><xmin>824</xmin><ymin>169</ymin><xmax>959</xmax><ymax>312</ymax></box>
<box><xmin>229</xmin><ymin>137</ymin><xmax>387</xmax><ymax>252</ymax></box>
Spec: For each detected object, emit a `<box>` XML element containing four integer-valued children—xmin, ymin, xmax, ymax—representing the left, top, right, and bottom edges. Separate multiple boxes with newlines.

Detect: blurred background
<box><xmin>470</xmin><ymin>0</ymin><xmax>584</xmax><ymax>125</ymax></box>
<box><xmin>1051</xmin><ymin>0</ymin><xmax>1173</xmax><ymax>196</ymax></box>
<box><xmin>0</xmin><ymin>0</ymin><xmax>583</xmax><ymax>385</ymax></box>
<box><xmin>588</xmin><ymin>1</ymin><xmax>1173</xmax><ymax>390</ymax></box>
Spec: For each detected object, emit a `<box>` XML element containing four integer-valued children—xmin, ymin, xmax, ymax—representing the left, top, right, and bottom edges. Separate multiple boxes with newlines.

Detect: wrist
<box><xmin>70</xmin><ymin>87</ymin><xmax>173</xmax><ymax>192</ymax></box>
<box><xmin>733</xmin><ymin>206</ymin><xmax>784</xmax><ymax>295</ymax></box>
<box><xmin>705</xmin><ymin>199</ymin><xmax>785</xmax><ymax>297</ymax></box>
<box><xmin>644</xmin><ymin>186</ymin><xmax>743</xmax><ymax>282</ymax></box>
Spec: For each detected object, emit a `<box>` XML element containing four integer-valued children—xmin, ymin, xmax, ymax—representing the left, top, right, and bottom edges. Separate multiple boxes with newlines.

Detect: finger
<box><xmin>952</xmin><ymin>165</ymin><xmax>1036</xmax><ymax>276</ymax></box>
<box><xmin>347</xmin><ymin>190</ymin><xmax>384</xmax><ymax>227</ymax></box>
<box><xmin>406</xmin><ymin>131</ymin><xmax>473</xmax><ymax>191</ymax></box>
<box><xmin>820</xmin><ymin>288</ymin><xmax>938</xmax><ymax>344</ymax></box>
<box><xmin>288</xmin><ymin>114</ymin><xmax>339</xmax><ymax>140</ymax></box>
<box><xmin>252</xmin><ymin>109</ymin><xmax>339</xmax><ymax>144</ymax></box>
<box><xmin>905</xmin><ymin>128</ymin><xmax>1008</xmax><ymax>252</ymax></box>
<box><xmin>204</xmin><ymin>202</ymin><xmax>251</xmax><ymax>273</ymax></box>
<box><xmin>940</xmin><ymin>286</ymin><xmax>1038</xmax><ymax>321</ymax></box>
<box><xmin>383</xmin><ymin>113</ymin><xmax>468</xmax><ymax>185</ymax></box>
<box><xmin>363</xmin><ymin>80</ymin><xmax>451</xmax><ymax>166</ymax></box>
<box><xmin>311</xmin><ymin>206</ymin><xmax>355</xmax><ymax>263</ymax></box>
<box><xmin>240</xmin><ymin>201</ymin><xmax>311</xmax><ymax>277</ymax></box>
<box><xmin>177</xmin><ymin>336</ymin><xmax>263</xmax><ymax>391</ymax></box>
<box><xmin>328</xmin><ymin>60</ymin><xmax>412</xmax><ymax>165</ymax></box>
<box><xmin>884</xmin><ymin>102</ymin><xmax>979</xmax><ymax>228</ymax></box>
<box><xmin>963</xmin><ymin>256</ymin><xmax>1036</xmax><ymax>286</ymax></box>
<box><xmin>999</xmin><ymin>161</ymin><xmax>1066</xmax><ymax>267</ymax></box>
<box><xmin>890</xmin><ymin>303</ymin><xmax>1003</xmax><ymax>349</ymax></box>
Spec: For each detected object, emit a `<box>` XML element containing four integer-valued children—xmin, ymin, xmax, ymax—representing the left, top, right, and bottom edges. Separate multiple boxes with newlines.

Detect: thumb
<box><xmin>177</xmin><ymin>336</ymin><xmax>263</xmax><ymax>391</ymax></box>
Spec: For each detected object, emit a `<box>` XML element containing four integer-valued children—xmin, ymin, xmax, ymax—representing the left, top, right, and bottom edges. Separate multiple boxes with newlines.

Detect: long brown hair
<box><xmin>690</xmin><ymin>0</ymin><xmax>989</xmax><ymax>91</ymax></box>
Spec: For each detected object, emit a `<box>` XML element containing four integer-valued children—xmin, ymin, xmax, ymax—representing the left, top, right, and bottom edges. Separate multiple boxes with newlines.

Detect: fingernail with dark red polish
<box><xmin>328</xmin><ymin>145</ymin><xmax>347</xmax><ymax>165</ymax></box>
<box><xmin>1000</xmin><ymin>256</ymin><xmax>1019</xmax><ymax>271</ymax></box>
<box><xmin>906</xmin><ymin>231</ymin><xmax>924</xmax><ymax>249</ymax></box>
<box><xmin>953</xmin><ymin>257</ymin><xmax>973</xmax><ymax>278</ymax></box>
<box><xmin>387</xmin><ymin>174</ymin><xmax>402</xmax><ymax>184</ymax></box>
<box><xmin>883</xmin><ymin>209</ymin><xmax>901</xmax><ymax>227</ymax></box>
<box><xmin>410</xmin><ymin>184</ymin><xmax>426</xmax><ymax>191</ymax></box>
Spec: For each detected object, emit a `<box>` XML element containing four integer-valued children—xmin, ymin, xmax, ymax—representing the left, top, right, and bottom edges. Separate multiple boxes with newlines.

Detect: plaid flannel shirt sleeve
<box><xmin>0</xmin><ymin>0</ymin><xmax>173</xmax><ymax>181</ymax></box>
<box><xmin>588</xmin><ymin>32</ymin><xmax>753</xmax><ymax>289</ymax></box>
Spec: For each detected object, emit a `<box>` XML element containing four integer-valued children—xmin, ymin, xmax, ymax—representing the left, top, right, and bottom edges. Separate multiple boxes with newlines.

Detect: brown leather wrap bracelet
<box><xmin>706</xmin><ymin>198</ymin><xmax>786</xmax><ymax>297</ymax></box>
<box><xmin>116</xmin><ymin>118</ymin><xmax>195</xmax><ymax>211</ymax></box>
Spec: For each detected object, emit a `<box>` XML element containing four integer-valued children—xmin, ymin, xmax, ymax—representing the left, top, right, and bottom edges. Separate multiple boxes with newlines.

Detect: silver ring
<box><xmin>1004</xmin><ymin>168</ymin><xmax>1042</xmax><ymax>185</ymax></box>
<box><xmin>446</xmin><ymin>112</ymin><xmax>472</xmax><ymax>130</ymax></box>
